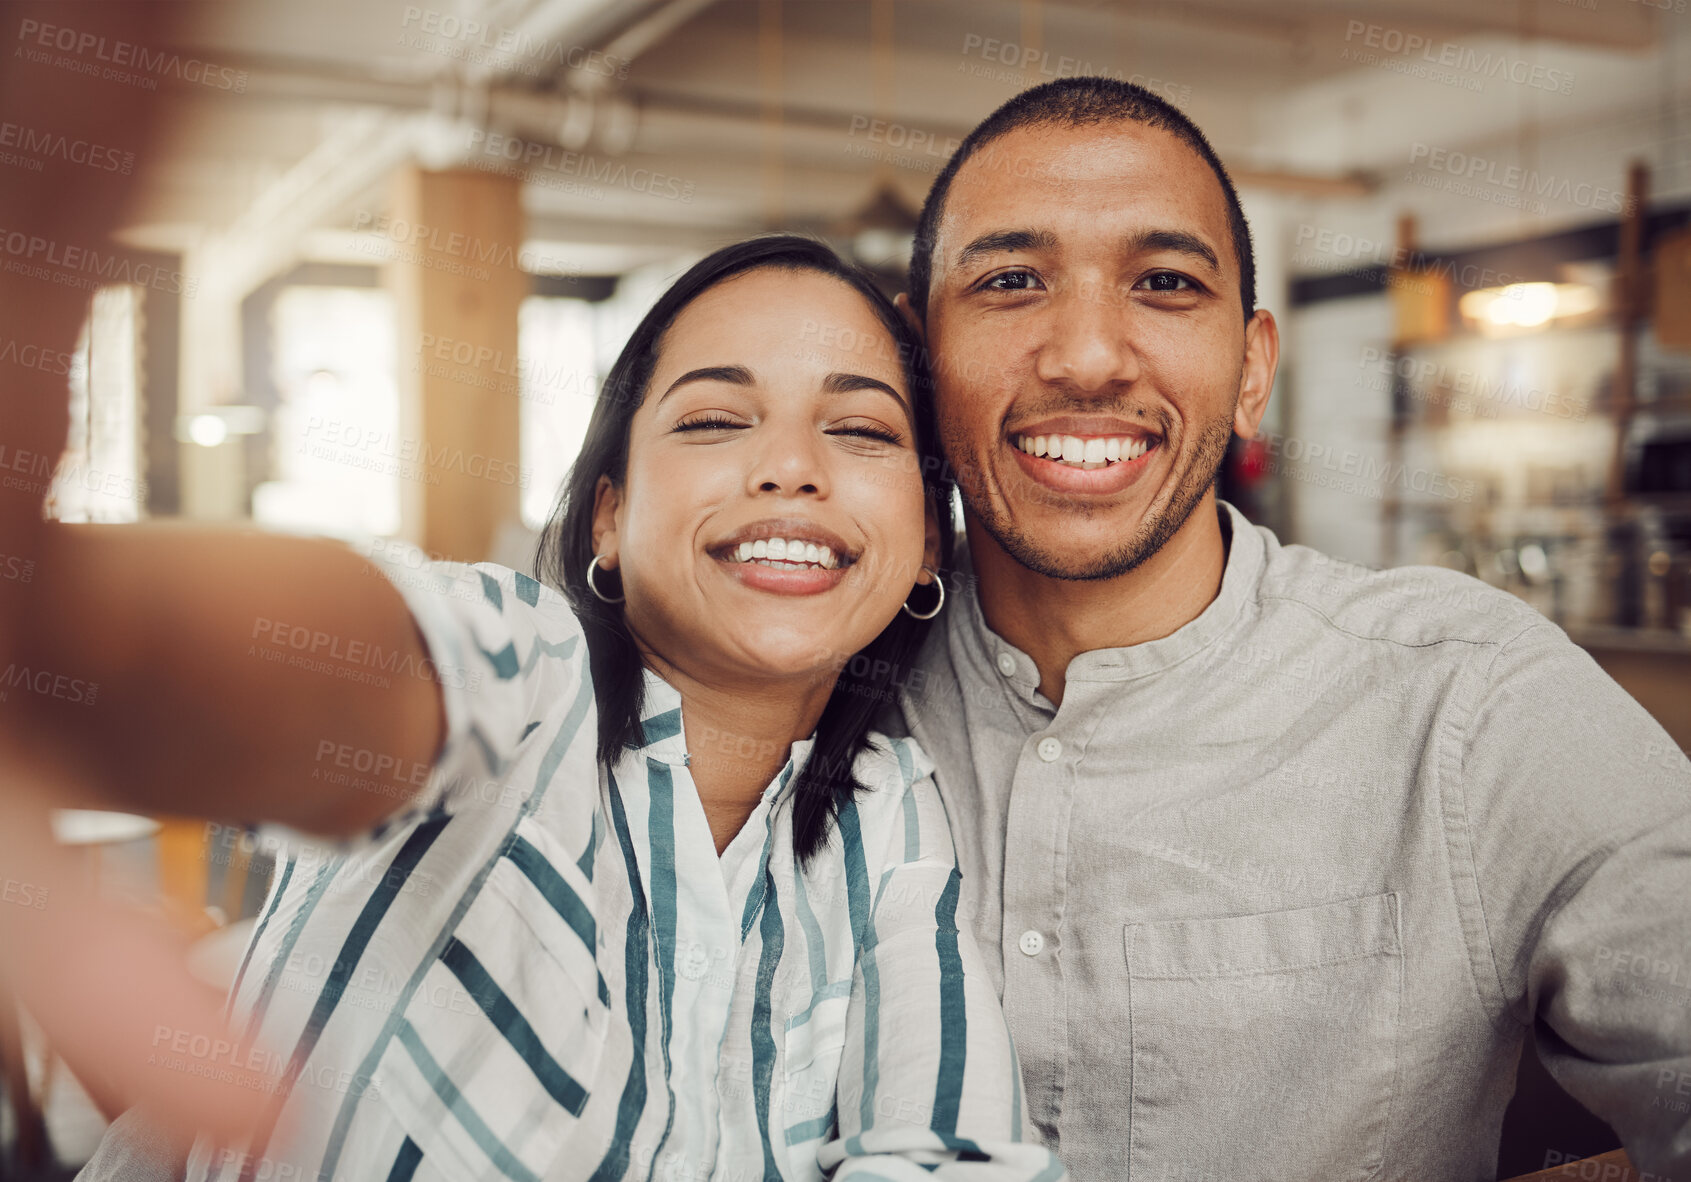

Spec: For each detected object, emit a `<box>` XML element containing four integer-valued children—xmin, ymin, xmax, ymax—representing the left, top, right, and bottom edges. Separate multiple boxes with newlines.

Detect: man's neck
<box><xmin>970</xmin><ymin>493</ymin><xmax>1230</xmax><ymax>708</ymax></box>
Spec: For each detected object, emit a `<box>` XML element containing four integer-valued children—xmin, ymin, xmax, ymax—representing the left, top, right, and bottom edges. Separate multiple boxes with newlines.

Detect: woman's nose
<box><xmin>746</xmin><ymin>424</ymin><xmax>829</xmax><ymax>497</ymax></box>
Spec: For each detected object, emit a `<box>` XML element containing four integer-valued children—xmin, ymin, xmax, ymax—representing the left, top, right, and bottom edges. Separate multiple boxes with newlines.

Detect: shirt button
<box><xmin>1036</xmin><ymin>736</ymin><xmax>1062</xmax><ymax>762</ymax></box>
<box><xmin>996</xmin><ymin>652</ymin><xmax>1017</xmax><ymax>677</ymax></box>
<box><xmin>1018</xmin><ymin>930</ymin><xmax>1045</xmax><ymax>956</ymax></box>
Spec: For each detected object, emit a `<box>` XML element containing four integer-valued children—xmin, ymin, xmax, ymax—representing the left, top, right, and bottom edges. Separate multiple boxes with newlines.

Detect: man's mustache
<box><xmin>1002</xmin><ymin>397</ymin><xmax>1174</xmax><ymax>436</ymax></box>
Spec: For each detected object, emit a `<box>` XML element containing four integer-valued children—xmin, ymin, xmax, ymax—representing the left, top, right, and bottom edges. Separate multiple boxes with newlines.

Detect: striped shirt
<box><xmin>186</xmin><ymin>550</ymin><xmax>1063</xmax><ymax>1182</ymax></box>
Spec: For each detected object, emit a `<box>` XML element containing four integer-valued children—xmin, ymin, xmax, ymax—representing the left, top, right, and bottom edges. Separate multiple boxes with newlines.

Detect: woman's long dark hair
<box><xmin>536</xmin><ymin>235</ymin><xmax>954</xmax><ymax>865</ymax></box>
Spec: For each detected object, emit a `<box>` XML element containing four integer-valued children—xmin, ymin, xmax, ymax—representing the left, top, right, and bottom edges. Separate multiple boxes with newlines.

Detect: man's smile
<box><xmin>1000</xmin><ymin>415</ymin><xmax>1165</xmax><ymax>496</ymax></box>
<box><xmin>1009</xmin><ymin>431</ymin><xmax>1158</xmax><ymax>470</ymax></box>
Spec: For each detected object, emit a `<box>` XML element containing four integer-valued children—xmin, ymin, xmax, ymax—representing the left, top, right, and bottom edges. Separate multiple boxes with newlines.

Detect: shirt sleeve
<box><xmin>1459</xmin><ymin>621</ymin><xmax>1691</xmax><ymax>1173</ymax></box>
<box><xmin>353</xmin><ymin>537</ymin><xmax>589</xmax><ymax>831</ymax></box>
<box><xmin>818</xmin><ymin>744</ymin><xmax>1065</xmax><ymax>1180</ymax></box>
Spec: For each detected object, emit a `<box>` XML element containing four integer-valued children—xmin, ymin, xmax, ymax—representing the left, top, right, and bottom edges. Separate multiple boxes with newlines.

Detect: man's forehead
<box><xmin>937</xmin><ymin>120</ymin><xmax>1230</xmax><ymax>255</ymax></box>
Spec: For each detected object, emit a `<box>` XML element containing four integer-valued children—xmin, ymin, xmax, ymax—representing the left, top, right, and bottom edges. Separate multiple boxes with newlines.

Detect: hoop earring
<box><xmin>902</xmin><ymin>566</ymin><xmax>945</xmax><ymax>620</ymax></box>
<box><xmin>586</xmin><ymin>554</ymin><xmax>625</xmax><ymax>604</ymax></box>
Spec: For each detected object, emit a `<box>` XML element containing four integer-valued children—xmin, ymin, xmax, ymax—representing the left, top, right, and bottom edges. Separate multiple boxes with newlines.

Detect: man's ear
<box><xmin>590</xmin><ymin>475</ymin><xmax>621</xmax><ymax>565</ymax></box>
<box><xmin>1234</xmin><ymin>308</ymin><xmax>1280</xmax><ymax>440</ymax></box>
<box><xmin>893</xmin><ymin>291</ymin><xmax>927</xmax><ymax>345</ymax></box>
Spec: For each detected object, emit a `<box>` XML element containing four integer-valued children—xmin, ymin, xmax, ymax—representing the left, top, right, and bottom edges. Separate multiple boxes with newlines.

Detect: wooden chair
<box><xmin>0</xmin><ymin>973</ymin><xmax>49</xmax><ymax>1177</ymax></box>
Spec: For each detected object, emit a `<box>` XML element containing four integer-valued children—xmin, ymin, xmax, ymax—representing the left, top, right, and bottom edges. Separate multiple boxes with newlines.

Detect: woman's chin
<box><xmin>716</xmin><ymin>625</ymin><xmax>881</xmax><ymax>686</ymax></box>
<box><xmin>635</xmin><ymin>603</ymin><xmax>894</xmax><ymax>690</ymax></box>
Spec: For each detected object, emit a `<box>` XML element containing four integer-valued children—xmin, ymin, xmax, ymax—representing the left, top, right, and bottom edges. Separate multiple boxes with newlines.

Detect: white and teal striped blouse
<box><xmin>186</xmin><ymin>551</ymin><xmax>1062</xmax><ymax>1182</ymax></box>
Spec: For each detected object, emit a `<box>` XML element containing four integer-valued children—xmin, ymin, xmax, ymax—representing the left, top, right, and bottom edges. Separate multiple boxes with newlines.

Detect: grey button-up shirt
<box><xmin>897</xmin><ymin>500</ymin><xmax>1691</xmax><ymax>1181</ymax></box>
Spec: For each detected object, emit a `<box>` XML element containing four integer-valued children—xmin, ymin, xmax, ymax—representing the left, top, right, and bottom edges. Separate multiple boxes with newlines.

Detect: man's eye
<box><xmin>1139</xmin><ymin>272</ymin><xmax>1197</xmax><ymax>293</ymax></box>
<box><xmin>981</xmin><ymin>269</ymin><xmax>1043</xmax><ymax>293</ymax></box>
<box><xmin>673</xmin><ymin>414</ymin><xmax>746</xmax><ymax>433</ymax></box>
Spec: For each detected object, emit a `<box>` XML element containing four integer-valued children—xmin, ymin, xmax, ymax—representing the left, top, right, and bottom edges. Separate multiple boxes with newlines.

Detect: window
<box><xmin>519</xmin><ymin>296</ymin><xmax>600</xmax><ymax>529</ymax></box>
<box><xmin>49</xmin><ymin>285</ymin><xmax>143</xmax><ymax>523</ymax></box>
<box><xmin>253</xmin><ymin>286</ymin><xmax>400</xmax><ymax>537</ymax></box>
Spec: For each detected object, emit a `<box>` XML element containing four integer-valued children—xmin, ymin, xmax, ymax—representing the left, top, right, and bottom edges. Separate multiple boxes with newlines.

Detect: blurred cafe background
<box><xmin>4</xmin><ymin>0</ymin><xmax>1691</xmax><ymax>1178</ymax></box>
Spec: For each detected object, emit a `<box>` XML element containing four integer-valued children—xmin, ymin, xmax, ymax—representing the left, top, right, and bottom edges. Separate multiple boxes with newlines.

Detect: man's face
<box><xmin>920</xmin><ymin>119</ymin><xmax>1274</xmax><ymax>580</ymax></box>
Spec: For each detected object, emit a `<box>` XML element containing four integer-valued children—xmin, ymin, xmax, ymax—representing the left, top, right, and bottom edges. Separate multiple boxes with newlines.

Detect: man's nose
<box><xmin>1034</xmin><ymin>281</ymin><xmax>1141</xmax><ymax>393</ymax></box>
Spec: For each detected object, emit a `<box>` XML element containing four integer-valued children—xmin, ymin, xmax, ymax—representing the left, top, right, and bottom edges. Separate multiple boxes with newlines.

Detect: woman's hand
<box><xmin>0</xmin><ymin>755</ymin><xmax>272</xmax><ymax>1143</ymax></box>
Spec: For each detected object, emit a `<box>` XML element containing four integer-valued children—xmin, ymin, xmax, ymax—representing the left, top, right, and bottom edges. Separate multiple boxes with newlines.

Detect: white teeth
<box><xmin>1011</xmin><ymin>433</ymin><xmax>1153</xmax><ymax>467</ymax></box>
<box><xmin>727</xmin><ymin>537</ymin><xmax>843</xmax><ymax>569</ymax></box>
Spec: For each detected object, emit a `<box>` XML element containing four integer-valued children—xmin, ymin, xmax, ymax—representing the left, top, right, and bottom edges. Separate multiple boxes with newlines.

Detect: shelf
<box><xmin>1566</xmin><ymin>626</ymin><xmax>1691</xmax><ymax>657</ymax></box>
<box><xmin>1593</xmin><ymin>395</ymin><xmax>1691</xmax><ymax>416</ymax></box>
<box><xmin>1401</xmin><ymin>498</ymin><xmax>1691</xmax><ymax>516</ymax></box>
<box><xmin>1392</xmin><ymin>320</ymin><xmax>1617</xmax><ymax>350</ymax></box>
<box><xmin>1386</xmin><ymin>395</ymin><xmax>1691</xmax><ymax>421</ymax></box>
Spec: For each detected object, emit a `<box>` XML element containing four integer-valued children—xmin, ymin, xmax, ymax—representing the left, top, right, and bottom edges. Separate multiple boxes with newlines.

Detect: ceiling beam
<box><xmin>1041</xmin><ymin>0</ymin><xmax>1658</xmax><ymax>51</ymax></box>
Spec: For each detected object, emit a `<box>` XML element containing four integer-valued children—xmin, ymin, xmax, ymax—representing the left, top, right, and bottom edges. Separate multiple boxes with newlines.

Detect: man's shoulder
<box><xmin>1255</xmin><ymin>535</ymin><xmax>1545</xmax><ymax>651</ymax></box>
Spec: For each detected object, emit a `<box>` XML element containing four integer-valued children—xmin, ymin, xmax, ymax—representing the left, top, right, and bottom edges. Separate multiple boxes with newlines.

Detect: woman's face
<box><xmin>592</xmin><ymin>267</ymin><xmax>937</xmax><ymax>688</ymax></box>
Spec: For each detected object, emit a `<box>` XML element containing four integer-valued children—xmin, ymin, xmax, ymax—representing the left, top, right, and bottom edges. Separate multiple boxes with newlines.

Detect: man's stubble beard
<box><xmin>955</xmin><ymin>412</ymin><xmax>1235</xmax><ymax>582</ymax></box>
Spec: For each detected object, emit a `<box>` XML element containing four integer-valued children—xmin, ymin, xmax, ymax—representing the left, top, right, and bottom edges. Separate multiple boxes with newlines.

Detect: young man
<box><xmin>894</xmin><ymin>78</ymin><xmax>1691</xmax><ymax>1180</ymax></box>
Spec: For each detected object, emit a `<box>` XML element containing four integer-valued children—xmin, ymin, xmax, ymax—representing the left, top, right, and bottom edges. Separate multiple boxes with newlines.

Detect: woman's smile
<box><xmin>708</xmin><ymin>515</ymin><xmax>858</xmax><ymax>596</ymax></box>
<box><xmin>716</xmin><ymin>547</ymin><xmax>851</xmax><ymax>595</ymax></box>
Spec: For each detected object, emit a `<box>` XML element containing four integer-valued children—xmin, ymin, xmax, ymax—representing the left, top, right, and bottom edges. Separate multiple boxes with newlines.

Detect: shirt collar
<box><xmin>634</xmin><ymin>667</ymin><xmax>813</xmax><ymax>805</ymax></box>
<box><xmin>950</xmin><ymin>499</ymin><xmax>1265</xmax><ymax>702</ymax></box>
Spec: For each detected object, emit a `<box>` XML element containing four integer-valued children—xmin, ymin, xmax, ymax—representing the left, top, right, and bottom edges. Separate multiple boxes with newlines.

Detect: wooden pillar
<box><xmin>387</xmin><ymin>165</ymin><xmax>525</xmax><ymax>562</ymax></box>
<box><xmin>1607</xmin><ymin>161</ymin><xmax>1649</xmax><ymax>506</ymax></box>
<box><xmin>1382</xmin><ymin>214</ymin><xmax>1418</xmax><ymax>570</ymax></box>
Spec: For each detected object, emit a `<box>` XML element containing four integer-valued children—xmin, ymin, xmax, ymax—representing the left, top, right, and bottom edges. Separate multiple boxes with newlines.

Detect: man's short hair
<box><xmin>909</xmin><ymin>77</ymin><xmax>1256</xmax><ymax>322</ymax></box>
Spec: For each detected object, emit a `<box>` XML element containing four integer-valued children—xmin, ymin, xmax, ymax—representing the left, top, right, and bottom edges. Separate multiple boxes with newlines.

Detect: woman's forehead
<box><xmin>656</xmin><ymin>268</ymin><xmax>910</xmax><ymax>388</ymax></box>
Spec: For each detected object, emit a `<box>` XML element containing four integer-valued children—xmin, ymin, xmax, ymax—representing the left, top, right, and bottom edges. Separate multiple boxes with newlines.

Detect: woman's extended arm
<box><xmin>0</xmin><ymin>6</ymin><xmax>434</xmax><ymax>1144</ymax></box>
<box><xmin>12</xmin><ymin>524</ymin><xmax>443</xmax><ymax>835</ymax></box>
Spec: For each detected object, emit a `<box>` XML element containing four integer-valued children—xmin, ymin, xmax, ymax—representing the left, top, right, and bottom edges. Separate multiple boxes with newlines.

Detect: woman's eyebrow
<box><xmin>822</xmin><ymin>371</ymin><xmax>910</xmax><ymax>416</ymax></box>
<box><xmin>656</xmin><ymin>364</ymin><xmax>755</xmax><ymax>405</ymax></box>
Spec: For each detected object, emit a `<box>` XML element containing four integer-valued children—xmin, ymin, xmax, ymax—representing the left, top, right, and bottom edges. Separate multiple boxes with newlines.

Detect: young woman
<box><xmin>22</xmin><ymin>237</ymin><xmax>1061</xmax><ymax>1181</ymax></box>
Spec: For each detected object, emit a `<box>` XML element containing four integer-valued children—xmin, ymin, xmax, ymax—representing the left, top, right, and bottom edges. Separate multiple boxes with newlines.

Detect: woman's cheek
<box><xmin>844</xmin><ymin>466</ymin><xmax>912</xmax><ymax>542</ymax></box>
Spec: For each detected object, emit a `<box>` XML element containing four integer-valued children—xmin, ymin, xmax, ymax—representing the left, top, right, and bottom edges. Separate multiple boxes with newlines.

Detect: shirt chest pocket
<box><xmin>1123</xmin><ymin>892</ymin><xmax>1403</xmax><ymax>1182</ymax></box>
<box><xmin>783</xmin><ymin>990</ymin><xmax>850</xmax><ymax>1077</ymax></box>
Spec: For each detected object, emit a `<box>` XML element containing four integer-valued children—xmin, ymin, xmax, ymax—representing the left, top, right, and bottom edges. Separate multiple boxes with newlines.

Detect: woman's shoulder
<box><xmin>354</xmin><ymin>537</ymin><xmax>586</xmax><ymax>657</ymax></box>
<box><xmin>350</xmin><ymin>540</ymin><xmax>592</xmax><ymax>802</ymax></box>
<box><xmin>841</xmin><ymin>731</ymin><xmax>954</xmax><ymax>868</ymax></box>
<box><xmin>851</xmin><ymin>730</ymin><xmax>935</xmax><ymax>794</ymax></box>
<box><xmin>356</xmin><ymin>536</ymin><xmax>572</xmax><ymax>607</ymax></box>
